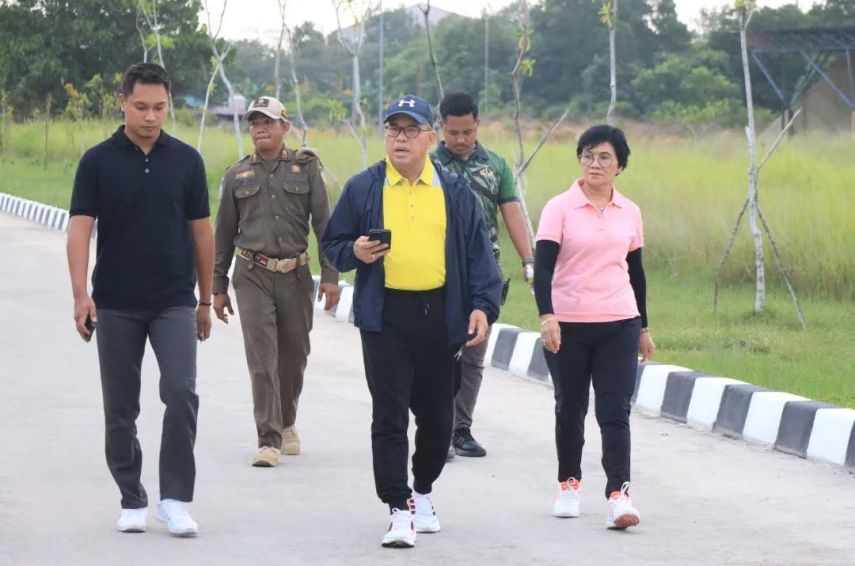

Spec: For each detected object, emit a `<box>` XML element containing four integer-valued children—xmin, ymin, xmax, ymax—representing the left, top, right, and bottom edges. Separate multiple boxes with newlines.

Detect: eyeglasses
<box><xmin>385</xmin><ymin>125</ymin><xmax>431</xmax><ymax>139</ymax></box>
<box><xmin>579</xmin><ymin>153</ymin><xmax>615</xmax><ymax>167</ymax></box>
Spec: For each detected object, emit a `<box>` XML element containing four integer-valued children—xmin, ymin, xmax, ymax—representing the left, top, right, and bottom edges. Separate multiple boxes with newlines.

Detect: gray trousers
<box><xmin>233</xmin><ymin>258</ymin><xmax>314</xmax><ymax>448</ymax></box>
<box><xmin>453</xmin><ymin>326</ymin><xmax>492</xmax><ymax>431</ymax></box>
<box><xmin>95</xmin><ymin>306</ymin><xmax>198</xmax><ymax>509</ymax></box>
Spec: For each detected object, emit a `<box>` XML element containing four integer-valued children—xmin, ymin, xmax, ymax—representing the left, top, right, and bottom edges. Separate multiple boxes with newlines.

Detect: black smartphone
<box><xmin>368</xmin><ymin>228</ymin><xmax>392</xmax><ymax>249</ymax></box>
<box><xmin>84</xmin><ymin>315</ymin><xmax>96</xmax><ymax>342</ymax></box>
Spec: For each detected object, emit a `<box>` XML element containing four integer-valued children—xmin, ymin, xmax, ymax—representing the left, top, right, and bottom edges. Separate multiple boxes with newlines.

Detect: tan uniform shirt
<box><xmin>213</xmin><ymin>146</ymin><xmax>338</xmax><ymax>293</ymax></box>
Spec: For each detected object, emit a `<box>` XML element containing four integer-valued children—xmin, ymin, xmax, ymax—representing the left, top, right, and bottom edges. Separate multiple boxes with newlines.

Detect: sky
<box><xmin>201</xmin><ymin>0</ymin><xmax>806</xmax><ymax>45</ymax></box>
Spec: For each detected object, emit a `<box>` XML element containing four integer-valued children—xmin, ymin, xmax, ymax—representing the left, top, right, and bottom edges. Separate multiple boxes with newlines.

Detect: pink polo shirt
<box><xmin>535</xmin><ymin>179</ymin><xmax>644</xmax><ymax>323</ymax></box>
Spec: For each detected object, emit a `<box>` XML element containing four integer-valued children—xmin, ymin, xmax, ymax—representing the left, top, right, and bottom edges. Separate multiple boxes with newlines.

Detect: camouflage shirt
<box><xmin>432</xmin><ymin>142</ymin><xmax>518</xmax><ymax>262</ymax></box>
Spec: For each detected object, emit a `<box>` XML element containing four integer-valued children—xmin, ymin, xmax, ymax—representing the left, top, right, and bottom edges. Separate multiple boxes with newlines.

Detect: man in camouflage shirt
<box><xmin>213</xmin><ymin>96</ymin><xmax>339</xmax><ymax>467</ymax></box>
<box><xmin>432</xmin><ymin>92</ymin><xmax>534</xmax><ymax>459</ymax></box>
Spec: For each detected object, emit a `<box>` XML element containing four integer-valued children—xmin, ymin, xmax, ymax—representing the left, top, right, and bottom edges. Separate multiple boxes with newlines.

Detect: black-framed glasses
<box><xmin>384</xmin><ymin>125</ymin><xmax>431</xmax><ymax>139</ymax></box>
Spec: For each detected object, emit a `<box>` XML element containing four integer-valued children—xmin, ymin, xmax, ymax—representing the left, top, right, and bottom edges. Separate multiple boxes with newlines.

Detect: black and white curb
<box><xmin>5</xmin><ymin>196</ymin><xmax>852</xmax><ymax>472</ymax></box>
<box><xmin>1</xmin><ymin>193</ymin><xmax>74</xmax><ymax>233</ymax></box>
<box><xmin>477</xmin><ymin>323</ymin><xmax>855</xmax><ymax>471</ymax></box>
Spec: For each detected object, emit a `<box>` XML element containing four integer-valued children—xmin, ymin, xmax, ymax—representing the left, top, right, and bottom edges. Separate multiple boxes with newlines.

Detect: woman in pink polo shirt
<box><xmin>533</xmin><ymin>125</ymin><xmax>655</xmax><ymax>530</ymax></box>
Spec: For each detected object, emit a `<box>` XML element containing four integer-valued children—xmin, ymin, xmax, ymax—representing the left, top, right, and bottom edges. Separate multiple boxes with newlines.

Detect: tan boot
<box><xmin>281</xmin><ymin>426</ymin><xmax>301</xmax><ymax>455</ymax></box>
<box><xmin>251</xmin><ymin>446</ymin><xmax>281</xmax><ymax>467</ymax></box>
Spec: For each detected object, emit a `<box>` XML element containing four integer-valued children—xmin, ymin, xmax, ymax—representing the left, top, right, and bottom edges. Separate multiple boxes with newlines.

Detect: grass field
<box><xmin>1</xmin><ymin>120</ymin><xmax>853</xmax><ymax>407</ymax></box>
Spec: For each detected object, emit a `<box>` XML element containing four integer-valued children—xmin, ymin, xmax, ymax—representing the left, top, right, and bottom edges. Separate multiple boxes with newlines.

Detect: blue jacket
<box><xmin>321</xmin><ymin>159</ymin><xmax>502</xmax><ymax>347</ymax></box>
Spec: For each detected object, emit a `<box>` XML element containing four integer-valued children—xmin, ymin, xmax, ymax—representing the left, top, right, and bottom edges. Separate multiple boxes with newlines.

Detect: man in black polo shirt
<box><xmin>66</xmin><ymin>63</ymin><xmax>214</xmax><ymax>537</ymax></box>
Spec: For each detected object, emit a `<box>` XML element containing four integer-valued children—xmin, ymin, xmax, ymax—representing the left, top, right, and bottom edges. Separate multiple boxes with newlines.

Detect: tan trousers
<box><xmin>233</xmin><ymin>258</ymin><xmax>314</xmax><ymax>448</ymax></box>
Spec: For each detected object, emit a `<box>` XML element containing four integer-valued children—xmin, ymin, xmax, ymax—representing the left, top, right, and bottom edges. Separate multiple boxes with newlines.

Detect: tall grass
<box><xmin>2</xmin><ymin>119</ymin><xmax>853</xmax><ymax>300</ymax></box>
<box><xmin>1</xmin><ymin>119</ymin><xmax>853</xmax><ymax>406</ymax></box>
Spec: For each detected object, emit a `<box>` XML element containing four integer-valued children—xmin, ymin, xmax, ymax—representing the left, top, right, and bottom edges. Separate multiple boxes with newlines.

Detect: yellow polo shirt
<box><xmin>383</xmin><ymin>157</ymin><xmax>446</xmax><ymax>290</ymax></box>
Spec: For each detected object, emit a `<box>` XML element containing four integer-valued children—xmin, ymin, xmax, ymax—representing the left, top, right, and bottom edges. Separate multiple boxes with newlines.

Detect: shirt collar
<box><xmin>568</xmin><ymin>179</ymin><xmax>626</xmax><ymax>209</ymax></box>
<box><xmin>435</xmin><ymin>141</ymin><xmax>487</xmax><ymax>164</ymax></box>
<box><xmin>385</xmin><ymin>156</ymin><xmax>435</xmax><ymax>187</ymax></box>
<box><xmin>249</xmin><ymin>146</ymin><xmax>288</xmax><ymax>164</ymax></box>
<box><xmin>110</xmin><ymin>125</ymin><xmax>171</xmax><ymax>148</ymax></box>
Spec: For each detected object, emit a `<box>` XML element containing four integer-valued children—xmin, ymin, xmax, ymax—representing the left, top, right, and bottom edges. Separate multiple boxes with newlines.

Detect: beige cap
<box><xmin>245</xmin><ymin>96</ymin><xmax>289</xmax><ymax>121</ymax></box>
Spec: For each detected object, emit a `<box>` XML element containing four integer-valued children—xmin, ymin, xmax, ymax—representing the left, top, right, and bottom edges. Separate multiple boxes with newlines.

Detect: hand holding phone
<box><xmin>368</xmin><ymin>228</ymin><xmax>392</xmax><ymax>249</ymax></box>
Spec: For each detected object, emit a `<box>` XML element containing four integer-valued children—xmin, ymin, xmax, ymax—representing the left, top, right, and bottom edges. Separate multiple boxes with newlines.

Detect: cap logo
<box><xmin>398</xmin><ymin>99</ymin><xmax>416</xmax><ymax>108</ymax></box>
<box><xmin>252</xmin><ymin>97</ymin><xmax>269</xmax><ymax>108</ymax></box>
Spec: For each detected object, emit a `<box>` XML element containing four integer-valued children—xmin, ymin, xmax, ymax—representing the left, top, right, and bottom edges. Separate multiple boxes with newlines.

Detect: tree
<box><xmin>631</xmin><ymin>47</ymin><xmax>743</xmax><ymax>132</ymax></box>
<box><xmin>649</xmin><ymin>0</ymin><xmax>690</xmax><ymax>53</ymax></box>
<box><xmin>0</xmin><ymin>0</ymin><xmax>209</xmax><ymax>119</ymax></box>
<box><xmin>509</xmin><ymin>0</ymin><xmax>569</xmax><ymax>244</ymax></box>
<box><xmin>202</xmin><ymin>0</ymin><xmax>243</xmax><ymax>159</ymax></box>
<box><xmin>280</xmin><ymin>5</ymin><xmax>310</xmax><ymax>145</ymax></box>
<box><xmin>332</xmin><ymin>0</ymin><xmax>374</xmax><ymax>169</ymax></box>
<box><xmin>714</xmin><ymin>0</ymin><xmax>806</xmax><ymax>328</ymax></box>
<box><xmin>418</xmin><ymin>1</ymin><xmax>444</xmax><ymax>106</ymax></box>
<box><xmin>599</xmin><ymin>0</ymin><xmax>618</xmax><ymax>124</ymax></box>
<box><xmin>138</xmin><ymin>0</ymin><xmax>178</xmax><ymax>132</ymax></box>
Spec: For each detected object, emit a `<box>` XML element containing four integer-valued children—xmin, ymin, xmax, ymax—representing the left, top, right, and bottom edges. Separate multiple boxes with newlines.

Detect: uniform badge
<box><xmin>291</xmin><ymin>164</ymin><xmax>301</xmax><ymax>173</ymax></box>
<box><xmin>236</xmin><ymin>170</ymin><xmax>254</xmax><ymax>180</ymax></box>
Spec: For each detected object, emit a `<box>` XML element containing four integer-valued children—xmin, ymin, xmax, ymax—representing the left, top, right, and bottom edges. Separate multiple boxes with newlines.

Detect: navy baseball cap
<box><xmin>384</xmin><ymin>94</ymin><xmax>434</xmax><ymax>125</ymax></box>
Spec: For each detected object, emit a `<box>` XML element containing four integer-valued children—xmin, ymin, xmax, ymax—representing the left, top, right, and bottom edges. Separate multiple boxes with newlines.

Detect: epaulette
<box><xmin>223</xmin><ymin>154</ymin><xmax>250</xmax><ymax>171</ymax></box>
<box><xmin>294</xmin><ymin>147</ymin><xmax>321</xmax><ymax>163</ymax></box>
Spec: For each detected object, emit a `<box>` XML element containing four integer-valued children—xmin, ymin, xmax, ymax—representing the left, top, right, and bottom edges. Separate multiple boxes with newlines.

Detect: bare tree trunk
<box><xmin>509</xmin><ymin>0</ymin><xmax>536</xmax><ymax>244</ymax></box>
<box><xmin>218</xmin><ymin>61</ymin><xmax>243</xmax><ymax>160</ymax></box>
<box><xmin>607</xmin><ymin>0</ymin><xmax>617</xmax><ymax>125</ymax></box>
<box><xmin>286</xmin><ymin>26</ymin><xmax>309</xmax><ymax>145</ymax></box>
<box><xmin>739</xmin><ymin>8</ymin><xmax>765</xmax><ymax>313</ymax></box>
<box><xmin>198</xmin><ymin>53</ymin><xmax>225</xmax><ymax>152</ymax></box>
<box><xmin>275</xmin><ymin>0</ymin><xmax>287</xmax><ymax>100</ymax></box>
<box><xmin>139</xmin><ymin>0</ymin><xmax>176</xmax><ymax>133</ymax></box>
<box><xmin>350</xmin><ymin>55</ymin><xmax>367</xmax><ymax>167</ymax></box>
<box><xmin>135</xmin><ymin>8</ymin><xmax>149</xmax><ymax>62</ymax></box>
<box><xmin>203</xmin><ymin>0</ymin><xmax>243</xmax><ymax>159</ymax></box>
<box><xmin>333</xmin><ymin>0</ymin><xmax>370</xmax><ymax>169</ymax></box>
<box><xmin>419</xmin><ymin>1</ymin><xmax>444</xmax><ymax>104</ymax></box>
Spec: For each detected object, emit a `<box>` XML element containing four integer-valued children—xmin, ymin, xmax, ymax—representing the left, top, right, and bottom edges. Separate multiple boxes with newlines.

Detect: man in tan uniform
<box><xmin>213</xmin><ymin>96</ymin><xmax>340</xmax><ymax>467</ymax></box>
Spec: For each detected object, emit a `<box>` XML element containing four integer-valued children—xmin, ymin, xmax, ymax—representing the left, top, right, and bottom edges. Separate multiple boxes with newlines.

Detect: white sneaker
<box><xmin>116</xmin><ymin>508</ymin><xmax>147</xmax><ymax>533</ymax></box>
<box><xmin>553</xmin><ymin>478</ymin><xmax>581</xmax><ymax>518</ymax></box>
<box><xmin>156</xmin><ymin>499</ymin><xmax>198</xmax><ymax>537</ymax></box>
<box><xmin>412</xmin><ymin>491</ymin><xmax>441</xmax><ymax>533</ymax></box>
<box><xmin>607</xmin><ymin>482</ymin><xmax>640</xmax><ymax>529</ymax></box>
<box><xmin>381</xmin><ymin>506</ymin><xmax>416</xmax><ymax>548</ymax></box>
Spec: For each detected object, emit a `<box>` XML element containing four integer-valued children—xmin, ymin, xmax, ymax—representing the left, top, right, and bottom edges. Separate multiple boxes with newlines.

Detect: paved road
<box><xmin>1</xmin><ymin>213</ymin><xmax>853</xmax><ymax>566</ymax></box>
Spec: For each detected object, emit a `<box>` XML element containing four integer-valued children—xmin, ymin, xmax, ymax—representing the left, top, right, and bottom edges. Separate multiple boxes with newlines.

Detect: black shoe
<box><xmin>446</xmin><ymin>443</ymin><xmax>456</xmax><ymax>461</ymax></box>
<box><xmin>453</xmin><ymin>428</ymin><xmax>487</xmax><ymax>457</ymax></box>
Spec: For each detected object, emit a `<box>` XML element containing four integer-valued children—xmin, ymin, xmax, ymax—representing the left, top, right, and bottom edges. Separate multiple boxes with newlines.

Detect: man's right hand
<box><xmin>73</xmin><ymin>295</ymin><xmax>97</xmax><ymax>342</ymax></box>
<box><xmin>353</xmin><ymin>236</ymin><xmax>390</xmax><ymax>264</ymax></box>
<box><xmin>214</xmin><ymin>293</ymin><xmax>234</xmax><ymax>324</ymax></box>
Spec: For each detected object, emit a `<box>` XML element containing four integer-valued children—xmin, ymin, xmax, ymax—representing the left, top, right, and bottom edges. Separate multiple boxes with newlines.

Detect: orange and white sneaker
<box><xmin>607</xmin><ymin>482</ymin><xmax>640</xmax><ymax>529</ymax></box>
<box><xmin>553</xmin><ymin>477</ymin><xmax>581</xmax><ymax>518</ymax></box>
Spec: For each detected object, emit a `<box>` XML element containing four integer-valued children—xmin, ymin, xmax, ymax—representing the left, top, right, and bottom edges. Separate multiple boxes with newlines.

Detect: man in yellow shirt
<box><xmin>322</xmin><ymin>95</ymin><xmax>502</xmax><ymax>548</ymax></box>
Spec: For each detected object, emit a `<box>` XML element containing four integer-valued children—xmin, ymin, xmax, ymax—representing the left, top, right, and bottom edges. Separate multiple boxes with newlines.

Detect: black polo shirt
<box><xmin>70</xmin><ymin>126</ymin><xmax>210</xmax><ymax>310</ymax></box>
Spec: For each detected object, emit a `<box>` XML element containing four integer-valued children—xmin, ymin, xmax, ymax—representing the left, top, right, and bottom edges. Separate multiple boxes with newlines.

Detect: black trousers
<box><xmin>95</xmin><ymin>306</ymin><xmax>199</xmax><ymax>509</ymax></box>
<box><xmin>360</xmin><ymin>288</ymin><xmax>457</xmax><ymax>511</ymax></box>
<box><xmin>544</xmin><ymin>317</ymin><xmax>641</xmax><ymax>498</ymax></box>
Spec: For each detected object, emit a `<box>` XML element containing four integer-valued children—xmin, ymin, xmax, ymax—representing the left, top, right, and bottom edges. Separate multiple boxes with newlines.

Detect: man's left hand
<box><xmin>465</xmin><ymin>309</ymin><xmax>489</xmax><ymax>347</ymax></box>
<box><xmin>318</xmin><ymin>282</ymin><xmax>341</xmax><ymax>312</ymax></box>
<box><xmin>196</xmin><ymin>305</ymin><xmax>212</xmax><ymax>341</ymax></box>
